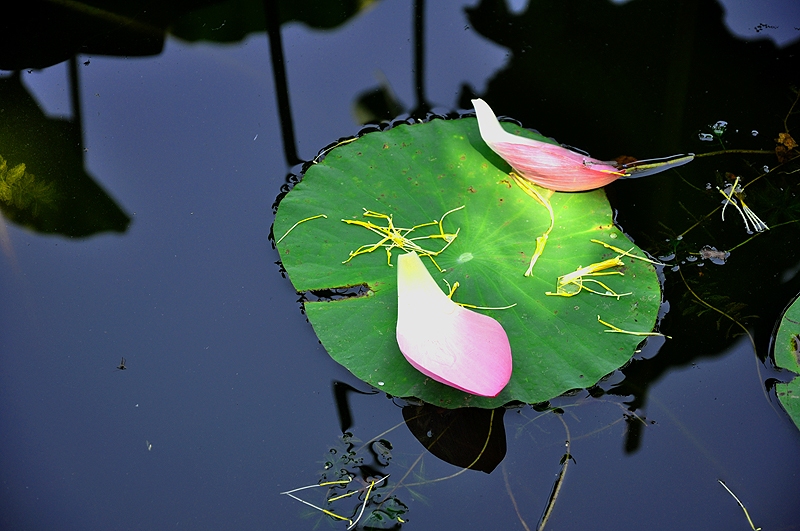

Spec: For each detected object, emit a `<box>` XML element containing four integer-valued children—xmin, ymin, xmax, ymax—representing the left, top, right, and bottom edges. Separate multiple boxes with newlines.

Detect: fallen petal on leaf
<box><xmin>473</xmin><ymin>98</ymin><xmax>621</xmax><ymax>191</ymax></box>
<box><xmin>472</xmin><ymin>98</ymin><xmax>693</xmax><ymax>191</ymax></box>
<box><xmin>396</xmin><ymin>251</ymin><xmax>512</xmax><ymax>397</ymax></box>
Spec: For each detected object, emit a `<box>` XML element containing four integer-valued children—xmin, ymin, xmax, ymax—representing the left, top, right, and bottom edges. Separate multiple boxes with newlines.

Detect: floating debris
<box><xmin>699</xmin><ymin>245</ymin><xmax>729</xmax><ymax>265</ymax></box>
<box><xmin>711</xmin><ymin>121</ymin><xmax>728</xmax><ymax>135</ymax></box>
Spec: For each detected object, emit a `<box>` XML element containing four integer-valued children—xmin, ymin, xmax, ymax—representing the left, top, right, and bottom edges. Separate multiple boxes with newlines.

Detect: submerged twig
<box><xmin>693</xmin><ymin>150</ymin><xmax>774</xmax><ymax>158</ymax></box>
<box><xmin>502</xmin><ymin>463</ymin><xmax>533</xmax><ymax>531</ymax></box>
<box><xmin>401</xmin><ymin>409</ymin><xmax>496</xmax><ymax>488</ymax></box>
<box><xmin>678</xmin><ymin>268</ymin><xmax>754</xmax><ymax>351</ymax></box>
<box><xmin>538</xmin><ymin>415</ymin><xmax>572</xmax><ymax>531</ymax></box>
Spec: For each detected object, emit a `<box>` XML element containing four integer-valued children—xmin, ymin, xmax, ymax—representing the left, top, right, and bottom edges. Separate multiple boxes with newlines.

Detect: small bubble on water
<box><xmin>751</xmin><ymin>130</ymin><xmax>758</xmax><ymax>136</ymax></box>
<box><xmin>763</xmin><ymin>165</ymin><xmax>770</xmax><ymax>173</ymax></box>
<box><xmin>698</xmin><ymin>133</ymin><xmax>714</xmax><ymax>142</ymax></box>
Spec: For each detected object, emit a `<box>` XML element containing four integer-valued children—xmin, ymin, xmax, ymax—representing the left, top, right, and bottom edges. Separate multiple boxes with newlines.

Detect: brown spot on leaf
<box><xmin>468</xmin><ymin>186</ymin><xmax>477</xmax><ymax>193</ymax></box>
<box><xmin>793</xmin><ymin>334</ymin><xmax>800</xmax><ymax>364</ymax></box>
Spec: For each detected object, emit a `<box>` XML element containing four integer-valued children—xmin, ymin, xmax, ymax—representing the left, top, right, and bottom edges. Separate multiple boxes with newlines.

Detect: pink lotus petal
<box><xmin>473</xmin><ymin>98</ymin><xmax>622</xmax><ymax>192</ymax></box>
<box><xmin>395</xmin><ymin>251</ymin><xmax>512</xmax><ymax>397</ymax></box>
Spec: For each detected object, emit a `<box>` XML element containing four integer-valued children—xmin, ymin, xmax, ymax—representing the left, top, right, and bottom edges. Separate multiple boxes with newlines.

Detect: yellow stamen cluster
<box><xmin>546</xmin><ymin>240</ymin><xmax>663</xmax><ymax>299</ymax></box>
<box><xmin>718</xmin><ymin>176</ymin><xmax>769</xmax><ymax>233</ymax></box>
<box><xmin>547</xmin><ymin>256</ymin><xmax>631</xmax><ymax>299</ymax></box>
<box><xmin>341</xmin><ymin>206</ymin><xmax>464</xmax><ymax>271</ymax></box>
<box><xmin>280</xmin><ymin>475</ymin><xmax>393</xmax><ymax>530</ymax></box>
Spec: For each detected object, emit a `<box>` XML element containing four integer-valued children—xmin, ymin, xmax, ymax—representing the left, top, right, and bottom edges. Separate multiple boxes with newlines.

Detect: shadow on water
<box><xmin>0</xmin><ymin>68</ymin><xmax>129</xmax><ymax>236</ymax></box>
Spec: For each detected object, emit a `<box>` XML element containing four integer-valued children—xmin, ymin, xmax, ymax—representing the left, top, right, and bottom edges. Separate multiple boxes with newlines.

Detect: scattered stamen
<box><xmin>442</xmin><ymin>279</ymin><xmax>517</xmax><ymax>311</ymax></box>
<box><xmin>276</xmin><ymin>214</ymin><xmax>328</xmax><ymax>244</ymax></box>
<box><xmin>510</xmin><ymin>172</ymin><xmax>554</xmax><ymax>277</ymax></box>
<box><xmin>718</xmin><ymin>480</ymin><xmax>761</xmax><ymax>531</ymax></box>
<box><xmin>546</xmin><ymin>256</ymin><xmax>631</xmax><ymax>299</ymax></box>
<box><xmin>341</xmin><ymin>206</ymin><xmax>464</xmax><ymax>271</ymax></box>
<box><xmin>597</xmin><ymin>315</ymin><xmax>670</xmax><ymax>338</ymax></box>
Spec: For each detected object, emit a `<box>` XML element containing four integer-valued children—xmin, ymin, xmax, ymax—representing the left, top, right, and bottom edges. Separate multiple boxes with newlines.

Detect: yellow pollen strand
<box><xmin>276</xmin><ymin>214</ymin><xmax>328</xmax><ymax>244</ymax></box>
<box><xmin>341</xmin><ymin>207</ymin><xmax>463</xmax><ymax>270</ymax></box>
<box><xmin>597</xmin><ymin>315</ymin><xmax>670</xmax><ymax>338</ymax></box>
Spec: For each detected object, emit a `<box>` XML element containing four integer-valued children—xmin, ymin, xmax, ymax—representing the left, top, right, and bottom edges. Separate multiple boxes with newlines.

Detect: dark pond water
<box><xmin>2</xmin><ymin>1</ymin><xmax>800</xmax><ymax>529</ymax></box>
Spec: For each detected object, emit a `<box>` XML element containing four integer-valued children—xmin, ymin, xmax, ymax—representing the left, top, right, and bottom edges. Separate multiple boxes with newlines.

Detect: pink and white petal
<box><xmin>473</xmin><ymin>98</ymin><xmax>622</xmax><ymax>192</ymax></box>
<box><xmin>492</xmin><ymin>141</ymin><xmax>620</xmax><ymax>191</ymax></box>
<box><xmin>396</xmin><ymin>252</ymin><xmax>512</xmax><ymax>397</ymax></box>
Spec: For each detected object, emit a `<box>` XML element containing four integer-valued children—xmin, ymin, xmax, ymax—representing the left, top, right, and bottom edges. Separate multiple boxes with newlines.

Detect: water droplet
<box><xmin>751</xmin><ymin>130</ymin><xmax>758</xmax><ymax>136</ymax></box>
<box><xmin>698</xmin><ymin>133</ymin><xmax>714</xmax><ymax>141</ymax></box>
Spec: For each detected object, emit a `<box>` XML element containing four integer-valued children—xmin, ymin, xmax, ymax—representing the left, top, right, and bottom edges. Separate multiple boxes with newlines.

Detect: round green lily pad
<box><xmin>774</xmin><ymin>294</ymin><xmax>800</xmax><ymax>431</ymax></box>
<box><xmin>274</xmin><ymin>116</ymin><xmax>662</xmax><ymax>408</ymax></box>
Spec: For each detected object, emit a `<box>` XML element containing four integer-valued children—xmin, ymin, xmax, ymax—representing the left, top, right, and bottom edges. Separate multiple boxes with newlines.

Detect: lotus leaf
<box><xmin>274</xmin><ymin>116</ymin><xmax>662</xmax><ymax>408</ymax></box>
<box><xmin>774</xmin><ymin>294</ymin><xmax>800</xmax><ymax>431</ymax></box>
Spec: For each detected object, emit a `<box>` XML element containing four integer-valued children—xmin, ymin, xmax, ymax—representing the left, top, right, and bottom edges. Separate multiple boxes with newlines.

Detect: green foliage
<box><xmin>274</xmin><ymin>117</ymin><xmax>662</xmax><ymax>408</ymax></box>
<box><xmin>0</xmin><ymin>155</ymin><xmax>58</xmax><ymax>215</ymax></box>
<box><xmin>774</xmin><ymin>295</ymin><xmax>800</xmax><ymax>431</ymax></box>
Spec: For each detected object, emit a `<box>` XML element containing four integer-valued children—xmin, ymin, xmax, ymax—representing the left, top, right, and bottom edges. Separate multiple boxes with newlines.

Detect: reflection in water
<box><xmin>402</xmin><ymin>403</ymin><xmax>506</xmax><ymax>473</ymax></box>
<box><xmin>0</xmin><ymin>70</ymin><xmax>130</xmax><ymax>236</ymax></box>
<box><xmin>2</xmin><ymin>1</ymin><xmax>800</xmax><ymax>528</ymax></box>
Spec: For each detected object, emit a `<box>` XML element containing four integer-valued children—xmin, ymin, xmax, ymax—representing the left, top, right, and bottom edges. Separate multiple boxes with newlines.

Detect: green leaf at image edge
<box><xmin>274</xmin><ymin>116</ymin><xmax>662</xmax><ymax>408</ymax></box>
<box><xmin>774</xmin><ymin>294</ymin><xmax>800</xmax><ymax>431</ymax></box>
